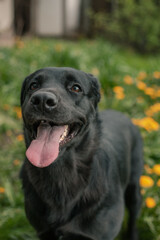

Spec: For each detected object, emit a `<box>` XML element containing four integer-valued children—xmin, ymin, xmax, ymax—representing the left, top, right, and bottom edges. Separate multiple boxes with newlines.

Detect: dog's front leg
<box><xmin>98</xmin><ymin>199</ymin><xmax>125</xmax><ymax>240</ymax></box>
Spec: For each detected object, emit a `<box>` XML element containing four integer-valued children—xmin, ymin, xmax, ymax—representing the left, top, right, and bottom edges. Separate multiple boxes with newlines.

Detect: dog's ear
<box><xmin>87</xmin><ymin>73</ymin><xmax>101</xmax><ymax>107</ymax></box>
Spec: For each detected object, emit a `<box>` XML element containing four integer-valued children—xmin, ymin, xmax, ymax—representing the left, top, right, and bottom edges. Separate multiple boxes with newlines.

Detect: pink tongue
<box><xmin>26</xmin><ymin>123</ymin><xmax>66</xmax><ymax>168</ymax></box>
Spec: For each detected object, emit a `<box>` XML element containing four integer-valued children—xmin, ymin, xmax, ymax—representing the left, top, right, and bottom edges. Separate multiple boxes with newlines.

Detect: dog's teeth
<box><xmin>59</xmin><ymin>125</ymin><xmax>69</xmax><ymax>143</ymax></box>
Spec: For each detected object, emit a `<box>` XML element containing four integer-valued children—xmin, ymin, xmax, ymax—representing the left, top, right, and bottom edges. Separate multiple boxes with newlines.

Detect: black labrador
<box><xmin>20</xmin><ymin>67</ymin><xmax>143</xmax><ymax>240</ymax></box>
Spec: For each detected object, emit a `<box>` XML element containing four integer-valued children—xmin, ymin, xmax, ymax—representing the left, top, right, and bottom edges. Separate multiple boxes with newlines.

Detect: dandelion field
<box><xmin>0</xmin><ymin>38</ymin><xmax>160</xmax><ymax>240</ymax></box>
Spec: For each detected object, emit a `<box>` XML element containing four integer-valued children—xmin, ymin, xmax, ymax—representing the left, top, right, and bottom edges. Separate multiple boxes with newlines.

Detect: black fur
<box><xmin>20</xmin><ymin>67</ymin><xmax>143</xmax><ymax>240</ymax></box>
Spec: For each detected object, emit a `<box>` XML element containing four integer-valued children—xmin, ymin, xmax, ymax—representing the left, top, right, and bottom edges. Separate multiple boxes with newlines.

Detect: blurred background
<box><xmin>1</xmin><ymin>0</ymin><xmax>160</xmax><ymax>52</ymax></box>
<box><xmin>0</xmin><ymin>0</ymin><xmax>160</xmax><ymax>239</ymax></box>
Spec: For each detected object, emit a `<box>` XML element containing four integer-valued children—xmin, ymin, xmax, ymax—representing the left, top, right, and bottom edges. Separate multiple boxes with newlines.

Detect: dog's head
<box><xmin>21</xmin><ymin>67</ymin><xmax>100</xmax><ymax>168</ymax></box>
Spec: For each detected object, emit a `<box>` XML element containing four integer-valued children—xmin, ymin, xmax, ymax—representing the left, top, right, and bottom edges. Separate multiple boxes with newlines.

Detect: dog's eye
<box><xmin>30</xmin><ymin>82</ymin><xmax>39</xmax><ymax>91</ymax></box>
<box><xmin>70</xmin><ymin>84</ymin><xmax>82</xmax><ymax>93</ymax></box>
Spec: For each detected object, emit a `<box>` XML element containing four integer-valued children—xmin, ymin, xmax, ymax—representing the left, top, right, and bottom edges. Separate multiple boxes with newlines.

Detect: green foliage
<box><xmin>0</xmin><ymin>38</ymin><xmax>160</xmax><ymax>239</ymax></box>
<box><xmin>91</xmin><ymin>0</ymin><xmax>160</xmax><ymax>53</ymax></box>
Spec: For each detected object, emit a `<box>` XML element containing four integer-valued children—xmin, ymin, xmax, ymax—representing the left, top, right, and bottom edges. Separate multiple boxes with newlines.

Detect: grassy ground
<box><xmin>0</xmin><ymin>38</ymin><xmax>160</xmax><ymax>240</ymax></box>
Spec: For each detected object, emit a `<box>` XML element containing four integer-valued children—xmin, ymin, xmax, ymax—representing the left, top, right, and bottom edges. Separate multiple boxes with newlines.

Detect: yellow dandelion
<box><xmin>153</xmin><ymin>71</ymin><xmax>160</xmax><ymax>79</ymax></box>
<box><xmin>145</xmin><ymin>103</ymin><xmax>160</xmax><ymax>116</ymax></box>
<box><xmin>137</xmin><ymin>81</ymin><xmax>147</xmax><ymax>90</ymax></box>
<box><xmin>14</xmin><ymin>106</ymin><xmax>22</xmax><ymax>119</ymax></box>
<box><xmin>0</xmin><ymin>187</ymin><xmax>5</xmax><ymax>194</ymax></box>
<box><xmin>144</xmin><ymin>87</ymin><xmax>156</xmax><ymax>98</ymax></box>
<box><xmin>144</xmin><ymin>118</ymin><xmax>159</xmax><ymax>131</ymax></box>
<box><xmin>153</xmin><ymin>164</ymin><xmax>160</xmax><ymax>176</ymax></box>
<box><xmin>157</xmin><ymin>179</ymin><xmax>160</xmax><ymax>187</ymax></box>
<box><xmin>152</xmin><ymin>103</ymin><xmax>160</xmax><ymax>112</ymax></box>
<box><xmin>91</xmin><ymin>68</ymin><xmax>99</xmax><ymax>77</ymax></box>
<box><xmin>116</xmin><ymin>92</ymin><xmax>125</xmax><ymax>100</ymax></box>
<box><xmin>113</xmin><ymin>86</ymin><xmax>125</xmax><ymax>100</ymax></box>
<box><xmin>17</xmin><ymin>134</ymin><xmax>24</xmax><ymax>142</ymax></box>
<box><xmin>144</xmin><ymin>164</ymin><xmax>153</xmax><ymax>174</ymax></box>
<box><xmin>137</xmin><ymin>71</ymin><xmax>147</xmax><ymax>81</ymax></box>
<box><xmin>113</xmin><ymin>86</ymin><xmax>124</xmax><ymax>94</ymax></box>
<box><xmin>124</xmin><ymin>75</ymin><xmax>133</xmax><ymax>85</ymax></box>
<box><xmin>13</xmin><ymin>159</ymin><xmax>20</xmax><ymax>166</ymax></box>
<box><xmin>145</xmin><ymin>109</ymin><xmax>153</xmax><ymax>117</ymax></box>
<box><xmin>132</xmin><ymin>117</ymin><xmax>159</xmax><ymax>132</ymax></box>
<box><xmin>139</xmin><ymin>175</ymin><xmax>154</xmax><ymax>188</ymax></box>
<box><xmin>155</xmin><ymin>89</ymin><xmax>160</xmax><ymax>98</ymax></box>
<box><xmin>132</xmin><ymin>119</ymin><xmax>140</xmax><ymax>126</ymax></box>
<box><xmin>145</xmin><ymin>197</ymin><xmax>156</xmax><ymax>208</ymax></box>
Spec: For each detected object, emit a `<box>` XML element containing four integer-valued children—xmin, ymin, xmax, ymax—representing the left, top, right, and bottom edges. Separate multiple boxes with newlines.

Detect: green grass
<box><xmin>0</xmin><ymin>38</ymin><xmax>160</xmax><ymax>240</ymax></box>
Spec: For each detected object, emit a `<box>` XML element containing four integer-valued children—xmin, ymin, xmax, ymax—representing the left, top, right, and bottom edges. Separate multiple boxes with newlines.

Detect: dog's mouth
<box><xmin>32</xmin><ymin>120</ymin><xmax>79</xmax><ymax>145</ymax></box>
<box><xmin>26</xmin><ymin>119</ymin><xmax>81</xmax><ymax>168</ymax></box>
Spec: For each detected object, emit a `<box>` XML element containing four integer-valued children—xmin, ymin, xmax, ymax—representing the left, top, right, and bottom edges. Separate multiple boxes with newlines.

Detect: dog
<box><xmin>20</xmin><ymin>67</ymin><xmax>143</xmax><ymax>240</ymax></box>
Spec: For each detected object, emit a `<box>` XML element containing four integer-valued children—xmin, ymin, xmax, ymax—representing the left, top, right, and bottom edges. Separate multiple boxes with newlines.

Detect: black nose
<box><xmin>31</xmin><ymin>92</ymin><xmax>58</xmax><ymax>111</ymax></box>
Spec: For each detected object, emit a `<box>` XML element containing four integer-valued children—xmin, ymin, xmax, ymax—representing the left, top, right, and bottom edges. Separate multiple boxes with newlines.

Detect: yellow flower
<box><xmin>0</xmin><ymin>187</ymin><xmax>5</xmax><ymax>194</ymax></box>
<box><xmin>137</xmin><ymin>71</ymin><xmax>147</xmax><ymax>81</ymax></box>
<box><xmin>132</xmin><ymin>119</ymin><xmax>139</xmax><ymax>126</ymax></box>
<box><xmin>13</xmin><ymin>159</ymin><xmax>20</xmax><ymax>166</ymax></box>
<box><xmin>113</xmin><ymin>86</ymin><xmax>125</xmax><ymax>100</ymax></box>
<box><xmin>132</xmin><ymin>117</ymin><xmax>159</xmax><ymax>132</ymax></box>
<box><xmin>115</xmin><ymin>92</ymin><xmax>125</xmax><ymax>100</ymax></box>
<box><xmin>137</xmin><ymin>81</ymin><xmax>147</xmax><ymax>90</ymax></box>
<box><xmin>124</xmin><ymin>75</ymin><xmax>133</xmax><ymax>85</ymax></box>
<box><xmin>144</xmin><ymin>164</ymin><xmax>153</xmax><ymax>174</ymax></box>
<box><xmin>145</xmin><ymin>103</ymin><xmax>160</xmax><ymax>116</ymax></box>
<box><xmin>152</xmin><ymin>103</ymin><xmax>160</xmax><ymax>112</ymax></box>
<box><xmin>153</xmin><ymin>164</ymin><xmax>160</xmax><ymax>176</ymax></box>
<box><xmin>153</xmin><ymin>71</ymin><xmax>160</xmax><ymax>79</ymax></box>
<box><xmin>144</xmin><ymin>87</ymin><xmax>156</xmax><ymax>98</ymax></box>
<box><xmin>14</xmin><ymin>106</ymin><xmax>22</xmax><ymax>119</ymax></box>
<box><xmin>145</xmin><ymin>197</ymin><xmax>156</xmax><ymax>208</ymax></box>
<box><xmin>113</xmin><ymin>86</ymin><xmax>124</xmax><ymax>94</ymax></box>
<box><xmin>139</xmin><ymin>175</ymin><xmax>154</xmax><ymax>188</ymax></box>
<box><xmin>155</xmin><ymin>89</ymin><xmax>160</xmax><ymax>98</ymax></box>
<box><xmin>157</xmin><ymin>179</ymin><xmax>160</xmax><ymax>187</ymax></box>
<box><xmin>17</xmin><ymin>134</ymin><xmax>24</xmax><ymax>142</ymax></box>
